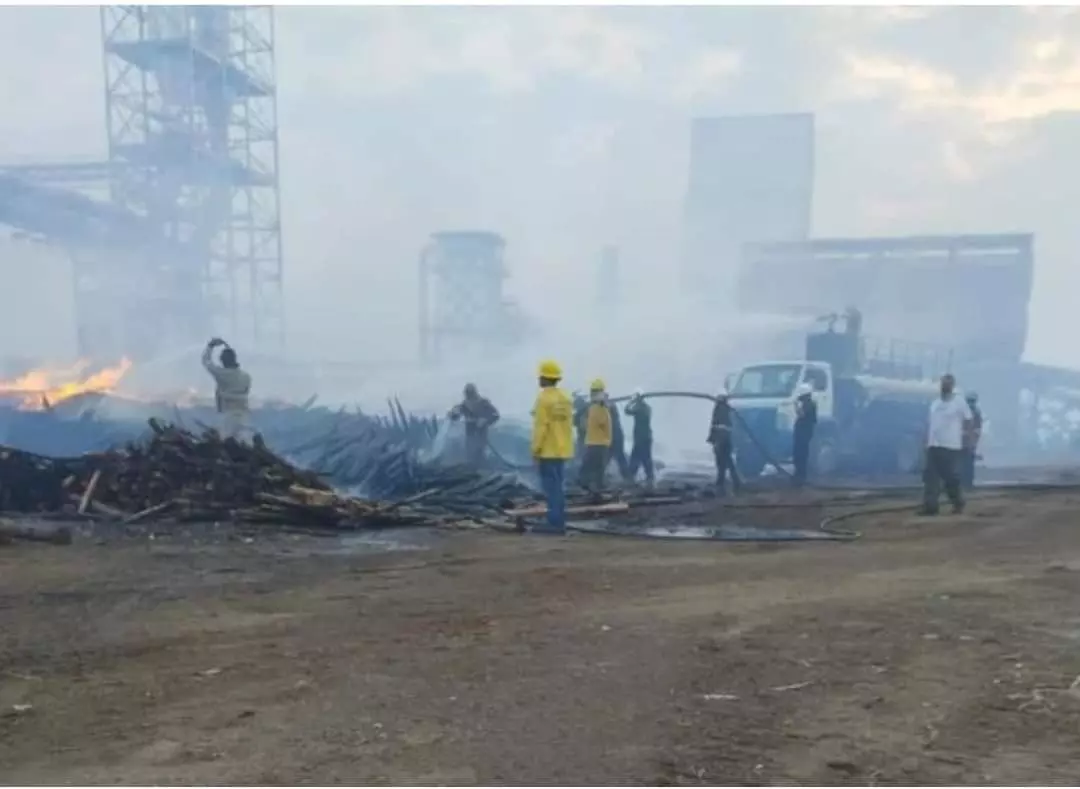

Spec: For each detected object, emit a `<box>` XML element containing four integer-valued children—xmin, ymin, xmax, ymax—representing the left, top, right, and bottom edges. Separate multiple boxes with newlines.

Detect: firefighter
<box><xmin>921</xmin><ymin>373</ymin><xmax>971</xmax><ymax>515</ymax></box>
<box><xmin>707</xmin><ymin>389</ymin><xmax>741</xmax><ymax>496</ymax></box>
<box><xmin>579</xmin><ymin>378</ymin><xmax>613</xmax><ymax>495</ymax></box>
<box><xmin>201</xmin><ymin>337</ymin><xmax>252</xmax><ymax>440</ymax></box>
<box><xmin>448</xmin><ymin>383</ymin><xmax>500</xmax><ymax>469</ymax></box>
<box><xmin>531</xmin><ymin>359</ymin><xmax>574</xmax><ymax>534</ymax></box>
<box><xmin>624</xmin><ymin>388</ymin><xmax>655</xmax><ymax>486</ymax></box>
<box><xmin>792</xmin><ymin>383</ymin><xmax>818</xmax><ymax>487</ymax></box>
<box><xmin>961</xmin><ymin>391</ymin><xmax>983</xmax><ymax>489</ymax></box>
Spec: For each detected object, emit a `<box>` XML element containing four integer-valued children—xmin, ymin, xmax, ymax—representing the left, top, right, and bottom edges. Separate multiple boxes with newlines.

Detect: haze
<box><xmin>1</xmin><ymin>5</ymin><xmax>1078</xmax><ymax>423</ymax></box>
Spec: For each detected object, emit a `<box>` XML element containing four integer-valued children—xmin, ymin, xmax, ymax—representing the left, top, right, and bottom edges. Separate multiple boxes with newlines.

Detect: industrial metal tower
<box><xmin>418</xmin><ymin>231</ymin><xmax>524</xmax><ymax>364</ymax></box>
<box><xmin>96</xmin><ymin>5</ymin><xmax>283</xmax><ymax>359</ymax></box>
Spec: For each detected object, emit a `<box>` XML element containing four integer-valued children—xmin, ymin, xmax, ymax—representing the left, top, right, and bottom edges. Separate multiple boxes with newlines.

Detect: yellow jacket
<box><xmin>585</xmin><ymin>402</ymin><xmax>613</xmax><ymax>446</ymax></box>
<box><xmin>531</xmin><ymin>387</ymin><xmax>575</xmax><ymax>459</ymax></box>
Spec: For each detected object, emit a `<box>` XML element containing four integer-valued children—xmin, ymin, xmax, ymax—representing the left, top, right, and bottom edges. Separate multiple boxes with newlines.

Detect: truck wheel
<box><xmin>813</xmin><ymin>435</ymin><xmax>839</xmax><ymax>477</ymax></box>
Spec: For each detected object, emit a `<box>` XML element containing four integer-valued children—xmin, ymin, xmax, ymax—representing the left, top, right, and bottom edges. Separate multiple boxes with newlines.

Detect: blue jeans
<box><xmin>537</xmin><ymin>459</ymin><xmax>567</xmax><ymax>531</ymax></box>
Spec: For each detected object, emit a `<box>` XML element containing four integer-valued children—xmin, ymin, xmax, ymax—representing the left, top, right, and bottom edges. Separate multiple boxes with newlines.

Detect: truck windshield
<box><xmin>730</xmin><ymin>364</ymin><xmax>803</xmax><ymax>399</ymax></box>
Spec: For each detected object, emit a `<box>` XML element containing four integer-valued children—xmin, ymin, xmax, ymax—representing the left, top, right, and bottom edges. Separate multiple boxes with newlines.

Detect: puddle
<box><xmin>570</xmin><ymin>520</ymin><xmax>850</xmax><ymax>542</ymax></box>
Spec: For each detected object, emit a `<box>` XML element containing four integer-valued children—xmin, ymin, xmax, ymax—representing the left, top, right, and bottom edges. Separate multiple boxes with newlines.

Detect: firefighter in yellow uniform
<box><xmin>531</xmin><ymin>359</ymin><xmax>575</xmax><ymax>534</ymax></box>
<box><xmin>579</xmin><ymin>378</ymin><xmax>613</xmax><ymax>494</ymax></box>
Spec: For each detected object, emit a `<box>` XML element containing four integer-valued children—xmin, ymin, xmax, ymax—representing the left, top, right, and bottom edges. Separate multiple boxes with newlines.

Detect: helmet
<box><xmin>796</xmin><ymin>383</ymin><xmax>813</xmax><ymax>397</ymax></box>
<box><xmin>590</xmin><ymin>378</ymin><xmax>606</xmax><ymax>392</ymax></box>
<box><xmin>537</xmin><ymin>359</ymin><xmax>562</xmax><ymax>380</ymax></box>
<box><xmin>965</xmin><ymin>391</ymin><xmax>978</xmax><ymax>403</ymax></box>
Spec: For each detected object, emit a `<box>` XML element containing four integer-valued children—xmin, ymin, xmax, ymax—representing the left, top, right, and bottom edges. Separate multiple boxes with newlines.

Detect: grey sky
<box><xmin>1</xmin><ymin>5</ymin><xmax>1078</xmax><ymax>374</ymax></box>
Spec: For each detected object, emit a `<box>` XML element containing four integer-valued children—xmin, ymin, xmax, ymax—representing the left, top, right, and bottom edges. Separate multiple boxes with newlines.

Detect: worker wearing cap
<box><xmin>961</xmin><ymin>390</ymin><xmax>983</xmax><ymax>490</ymax></box>
<box><xmin>792</xmin><ymin>382</ymin><xmax>818</xmax><ymax>487</ymax></box>
<box><xmin>202</xmin><ymin>337</ymin><xmax>253</xmax><ymax>441</ymax></box>
<box><xmin>579</xmin><ymin>378</ymin><xmax>613</xmax><ymax>495</ymax></box>
<box><xmin>624</xmin><ymin>388</ymin><xmax>655</xmax><ymax>486</ymax></box>
<box><xmin>448</xmin><ymin>382</ymin><xmax>500</xmax><ymax>469</ymax></box>
<box><xmin>531</xmin><ymin>359</ymin><xmax>574</xmax><ymax>533</ymax></box>
<box><xmin>707</xmin><ymin>388</ymin><xmax>741</xmax><ymax>495</ymax></box>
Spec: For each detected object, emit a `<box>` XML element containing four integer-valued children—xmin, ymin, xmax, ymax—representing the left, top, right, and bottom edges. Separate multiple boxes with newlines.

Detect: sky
<box><xmin>1</xmin><ymin>4</ymin><xmax>1080</xmax><ymax>397</ymax></box>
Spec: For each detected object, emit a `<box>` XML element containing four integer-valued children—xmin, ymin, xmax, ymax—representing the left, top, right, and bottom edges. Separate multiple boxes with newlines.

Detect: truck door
<box><xmin>803</xmin><ymin>365</ymin><xmax>833</xmax><ymax>420</ymax></box>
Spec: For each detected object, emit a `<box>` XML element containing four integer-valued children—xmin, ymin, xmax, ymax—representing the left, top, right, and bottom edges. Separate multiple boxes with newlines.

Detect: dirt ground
<box><xmin>4</xmin><ymin>487</ymin><xmax>1080</xmax><ymax>786</ymax></box>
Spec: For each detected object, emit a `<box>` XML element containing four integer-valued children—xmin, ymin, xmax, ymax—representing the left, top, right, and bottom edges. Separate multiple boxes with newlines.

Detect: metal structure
<box><xmin>418</xmin><ymin>231</ymin><xmax>523</xmax><ymax>364</ymax></box>
<box><xmin>98</xmin><ymin>5</ymin><xmax>283</xmax><ymax>358</ymax></box>
<box><xmin>740</xmin><ymin>234</ymin><xmax>1035</xmax><ymax>366</ymax></box>
<box><xmin>0</xmin><ymin>6</ymin><xmax>284</xmax><ymax>362</ymax></box>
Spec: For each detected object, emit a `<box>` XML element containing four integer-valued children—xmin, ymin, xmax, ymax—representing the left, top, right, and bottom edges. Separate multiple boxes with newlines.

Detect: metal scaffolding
<box><xmin>418</xmin><ymin>231</ymin><xmax>522</xmax><ymax>364</ymax></box>
<box><xmin>94</xmin><ymin>5</ymin><xmax>284</xmax><ymax>359</ymax></box>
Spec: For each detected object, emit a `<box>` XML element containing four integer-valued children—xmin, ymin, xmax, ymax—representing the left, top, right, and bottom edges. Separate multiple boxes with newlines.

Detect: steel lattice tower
<box><xmin>98</xmin><ymin>5</ymin><xmax>283</xmax><ymax>359</ymax></box>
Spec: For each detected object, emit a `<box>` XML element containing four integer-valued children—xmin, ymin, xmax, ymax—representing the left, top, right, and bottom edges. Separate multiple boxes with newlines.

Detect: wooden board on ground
<box><xmin>503</xmin><ymin>501</ymin><xmax>630</xmax><ymax>518</ymax></box>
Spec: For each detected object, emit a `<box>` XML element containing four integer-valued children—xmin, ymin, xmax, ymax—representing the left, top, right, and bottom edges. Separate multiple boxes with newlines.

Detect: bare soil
<box><xmin>4</xmin><ymin>488</ymin><xmax>1080</xmax><ymax>785</ymax></box>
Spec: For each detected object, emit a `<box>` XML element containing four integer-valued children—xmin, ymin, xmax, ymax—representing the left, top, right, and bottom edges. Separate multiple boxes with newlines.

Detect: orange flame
<box><xmin>0</xmin><ymin>358</ymin><xmax>134</xmax><ymax>410</ymax></box>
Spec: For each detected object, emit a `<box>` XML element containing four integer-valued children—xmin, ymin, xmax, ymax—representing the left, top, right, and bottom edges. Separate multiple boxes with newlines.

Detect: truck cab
<box><xmin>726</xmin><ymin>360</ymin><xmax>834</xmax><ymax>478</ymax></box>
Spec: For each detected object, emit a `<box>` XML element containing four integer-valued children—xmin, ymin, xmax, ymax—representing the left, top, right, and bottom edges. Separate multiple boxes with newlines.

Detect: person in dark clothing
<box><xmin>607</xmin><ymin>402</ymin><xmax>630</xmax><ymax>481</ymax></box>
<box><xmin>792</xmin><ymin>383</ymin><xmax>818</xmax><ymax>487</ymax></box>
<box><xmin>448</xmin><ymin>383</ymin><xmax>500</xmax><ymax>469</ymax></box>
<box><xmin>707</xmin><ymin>390</ymin><xmax>741</xmax><ymax>496</ymax></box>
<box><xmin>921</xmin><ymin>374</ymin><xmax>972</xmax><ymax>516</ymax></box>
<box><xmin>624</xmin><ymin>389</ymin><xmax>655</xmax><ymax>486</ymax></box>
<box><xmin>961</xmin><ymin>391</ymin><xmax>983</xmax><ymax>490</ymax></box>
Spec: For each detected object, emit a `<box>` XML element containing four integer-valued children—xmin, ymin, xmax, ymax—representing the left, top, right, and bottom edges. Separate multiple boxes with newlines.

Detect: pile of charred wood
<box><xmin>0</xmin><ymin>419</ymin><xmax>542</xmax><ymax>537</ymax></box>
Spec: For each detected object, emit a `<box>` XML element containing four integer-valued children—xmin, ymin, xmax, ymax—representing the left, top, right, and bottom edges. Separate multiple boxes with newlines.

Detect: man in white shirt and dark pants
<box><xmin>922</xmin><ymin>373</ymin><xmax>972</xmax><ymax>515</ymax></box>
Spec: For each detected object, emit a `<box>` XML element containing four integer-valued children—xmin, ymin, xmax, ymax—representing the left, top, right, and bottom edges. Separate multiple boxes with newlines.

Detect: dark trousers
<box><xmin>580</xmin><ymin>445</ymin><xmax>610</xmax><ymax>492</ymax></box>
<box><xmin>792</xmin><ymin>430</ymin><xmax>812</xmax><ymax>486</ymax></box>
<box><xmin>923</xmin><ymin>446</ymin><xmax>963</xmax><ymax>514</ymax></box>
<box><xmin>712</xmin><ymin>436</ymin><xmax>741</xmax><ymax>495</ymax></box>
<box><xmin>628</xmin><ymin>439</ymin><xmax>654</xmax><ymax>483</ymax></box>
<box><xmin>537</xmin><ymin>459</ymin><xmax>566</xmax><ymax>531</ymax></box>
<box><xmin>960</xmin><ymin>448</ymin><xmax>977</xmax><ymax>489</ymax></box>
<box><xmin>610</xmin><ymin>439</ymin><xmax>630</xmax><ymax>480</ymax></box>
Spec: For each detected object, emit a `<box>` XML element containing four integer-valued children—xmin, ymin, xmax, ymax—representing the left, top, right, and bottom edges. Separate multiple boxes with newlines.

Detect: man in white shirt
<box><xmin>921</xmin><ymin>373</ymin><xmax>972</xmax><ymax>515</ymax></box>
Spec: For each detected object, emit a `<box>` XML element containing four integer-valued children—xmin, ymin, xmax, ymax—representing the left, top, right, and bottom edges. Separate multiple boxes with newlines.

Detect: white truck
<box><xmin>725</xmin><ymin>312</ymin><xmax>948</xmax><ymax>479</ymax></box>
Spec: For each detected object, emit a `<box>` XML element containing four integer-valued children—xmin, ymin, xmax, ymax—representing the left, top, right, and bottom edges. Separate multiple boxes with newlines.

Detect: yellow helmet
<box><xmin>590</xmin><ymin>378</ymin><xmax>605</xmax><ymax>391</ymax></box>
<box><xmin>537</xmin><ymin>359</ymin><xmax>563</xmax><ymax>380</ymax></box>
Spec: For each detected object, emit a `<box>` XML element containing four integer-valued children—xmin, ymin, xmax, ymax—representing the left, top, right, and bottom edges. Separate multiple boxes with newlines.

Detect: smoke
<box><xmin>4</xmin><ymin>7</ymin><xmax>1080</xmax><ymax>471</ymax></box>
